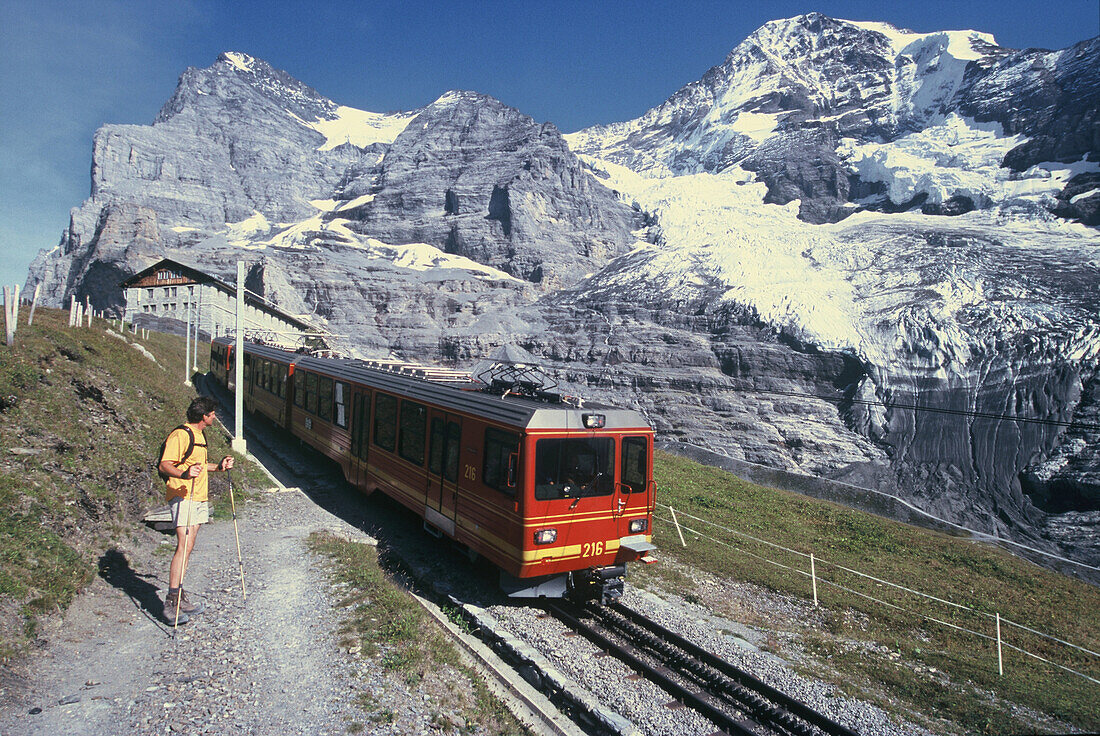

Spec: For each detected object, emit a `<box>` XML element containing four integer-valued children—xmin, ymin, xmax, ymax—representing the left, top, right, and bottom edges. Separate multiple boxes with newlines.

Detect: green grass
<box><xmin>308</xmin><ymin>531</ymin><xmax>530</xmax><ymax>735</ymax></box>
<box><xmin>0</xmin><ymin>307</ymin><xmax>266</xmax><ymax>657</ymax></box>
<box><xmin>639</xmin><ymin>450</ymin><xmax>1100</xmax><ymax>735</ymax></box>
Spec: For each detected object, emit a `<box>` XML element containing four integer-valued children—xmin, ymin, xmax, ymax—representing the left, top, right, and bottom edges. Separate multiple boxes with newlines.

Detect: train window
<box><xmin>318</xmin><ymin>376</ymin><xmax>333</xmax><ymax>422</ymax></box>
<box><xmin>293</xmin><ymin>370</ymin><xmax>305</xmax><ymax>408</ymax></box>
<box><xmin>373</xmin><ymin>393</ymin><xmax>397</xmax><ymax>452</ymax></box>
<box><xmin>305</xmin><ymin>372</ymin><xmax>319</xmax><ymax>415</ymax></box>
<box><xmin>398</xmin><ymin>401</ymin><xmax>427</xmax><ymax>466</ymax></box>
<box><xmin>483</xmin><ymin>429</ymin><xmax>520</xmax><ymax>494</ymax></box>
<box><xmin>333</xmin><ymin>382</ymin><xmax>348</xmax><ymax>428</ymax></box>
<box><xmin>262</xmin><ymin>360</ymin><xmax>271</xmax><ymax>392</ymax></box>
<box><xmin>534</xmin><ymin>438</ymin><xmax>614</xmax><ymax>500</ymax></box>
<box><xmin>277</xmin><ymin>365</ymin><xmax>287</xmax><ymax>398</ymax></box>
<box><xmin>621</xmin><ymin>437</ymin><xmax>649</xmax><ymax>493</ymax></box>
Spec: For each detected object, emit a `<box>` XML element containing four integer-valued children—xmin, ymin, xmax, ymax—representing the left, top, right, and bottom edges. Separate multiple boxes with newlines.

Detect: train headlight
<box><xmin>582</xmin><ymin>413</ymin><xmax>605</xmax><ymax>429</ymax></box>
<box><xmin>629</xmin><ymin>518</ymin><xmax>648</xmax><ymax>534</ymax></box>
<box><xmin>534</xmin><ymin>528</ymin><xmax>558</xmax><ymax>545</ymax></box>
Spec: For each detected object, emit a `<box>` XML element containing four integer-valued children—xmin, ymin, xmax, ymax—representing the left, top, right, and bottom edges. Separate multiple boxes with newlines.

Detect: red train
<box><xmin>209</xmin><ymin>338</ymin><xmax>656</xmax><ymax>602</ymax></box>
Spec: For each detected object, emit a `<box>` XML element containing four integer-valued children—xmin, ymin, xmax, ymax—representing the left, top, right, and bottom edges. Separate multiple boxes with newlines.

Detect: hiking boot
<box><xmin>180</xmin><ymin>588</ymin><xmax>204</xmax><ymax>615</ymax></box>
<box><xmin>163</xmin><ymin>590</ymin><xmax>194</xmax><ymax>624</ymax></box>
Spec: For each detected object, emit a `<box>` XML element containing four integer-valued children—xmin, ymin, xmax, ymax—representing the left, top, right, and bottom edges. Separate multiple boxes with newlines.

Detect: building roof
<box><xmin>120</xmin><ymin>258</ymin><xmax>319</xmax><ymax>333</ymax></box>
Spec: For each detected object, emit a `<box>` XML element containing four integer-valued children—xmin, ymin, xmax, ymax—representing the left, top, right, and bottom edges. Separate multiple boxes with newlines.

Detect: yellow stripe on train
<box><xmin>521</xmin><ymin>538</ymin><xmax>620</xmax><ymax>562</ymax></box>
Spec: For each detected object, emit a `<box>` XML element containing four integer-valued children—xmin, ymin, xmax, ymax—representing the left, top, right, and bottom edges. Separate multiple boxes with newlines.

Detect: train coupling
<box><xmin>569</xmin><ymin>564</ymin><xmax>627</xmax><ymax>605</ymax></box>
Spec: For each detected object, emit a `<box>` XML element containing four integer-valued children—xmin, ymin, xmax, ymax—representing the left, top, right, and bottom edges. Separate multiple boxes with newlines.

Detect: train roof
<box><xmin>215</xmin><ymin>338</ymin><xmax>651</xmax><ymax>432</ymax></box>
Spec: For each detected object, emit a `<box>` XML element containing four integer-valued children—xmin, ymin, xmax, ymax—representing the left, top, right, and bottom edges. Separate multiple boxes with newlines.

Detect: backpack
<box><xmin>156</xmin><ymin>425</ymin><xmax>203</xmax><ymax>482</ymax></box>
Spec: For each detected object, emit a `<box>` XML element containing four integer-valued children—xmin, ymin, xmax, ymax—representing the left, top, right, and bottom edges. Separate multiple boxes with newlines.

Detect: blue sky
<box><xmin>1</xmin><ymin>0</ymin><xmax>1097</xmax><ymax>290</ymax></box>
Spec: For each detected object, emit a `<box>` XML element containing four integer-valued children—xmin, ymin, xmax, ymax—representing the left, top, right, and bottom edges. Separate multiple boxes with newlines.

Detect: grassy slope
<box><xmin>0</xmin><ymin>307</ymin><xmax>264</xmax><ymax>657</ymax></box>
<box><xmin>640</xmin><ymin>450</ymin><xmax>1099</xmax><ymax>735</ymax></box>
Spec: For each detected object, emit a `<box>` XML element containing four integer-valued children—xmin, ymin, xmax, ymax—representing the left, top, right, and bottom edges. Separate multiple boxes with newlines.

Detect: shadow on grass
<box><xmin>98</xmin><ymin>548</ymin><xmax>171</xmax><ymax>633</ymax></box>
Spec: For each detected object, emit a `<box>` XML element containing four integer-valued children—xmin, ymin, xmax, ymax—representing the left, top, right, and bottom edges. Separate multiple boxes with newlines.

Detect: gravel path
<box><xmin>0</xmin><ymin>488</ymin><xmax>375</xmax><ymax>736</ymax></box>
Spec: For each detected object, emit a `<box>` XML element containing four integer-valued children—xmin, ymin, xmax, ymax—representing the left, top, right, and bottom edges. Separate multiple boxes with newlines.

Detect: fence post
<box><xmin>27</xmin><ymin>284</ymin><xmax>40</xmax><ymax>326</ymax></box>
<box><xmin>996</xmin><ymin>613</ymin><xmax>1004</xmax><ymax>676</ymax></box>
<box><xmin>3</xmin><ymin>287</ymin><xmax>13</xmax><ymax>347</ymax></box>
<box><xmin>810</xmin><ymin>552</ymin><xmax>819</xmax><ymax>607</ymax></box>
<box><xmin>69</xmin><ymin>295</ymin><xmax>76</xmax><ymax>327</ymax></box>
<box><xmin>11</xmin><ymin>284</ymin><xmax>20</xmax><ymax>325</ymax></box>
<box><xmin>669</xmin><ymin>506</ymin><xmax>687</xmax><ymax>547</ymax></box>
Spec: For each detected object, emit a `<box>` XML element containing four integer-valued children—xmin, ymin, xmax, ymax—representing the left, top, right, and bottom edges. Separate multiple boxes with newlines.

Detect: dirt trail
<box><xmin>0</xmin><ymin>488</ymin><xmax>375</xmax><ymax>736</ymax></box>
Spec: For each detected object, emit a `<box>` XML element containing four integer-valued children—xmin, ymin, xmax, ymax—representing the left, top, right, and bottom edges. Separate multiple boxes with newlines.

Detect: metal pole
<box><xmin>193</xmin><ymin>290</ymin><xmax>201</xmax><ymax>372</ymax></box>
<box><xmin>184</xmin><ymin>302</ymin><xmax>192</xmax><ymax>386</ymax></box>
<box><xmin>810</xmin><ymin>552</ymin><xmax>819</xmax><ymax>607</ymax></box>
<box><xmin>232</xmin><ymin>261</ymin><xmax>247</xmax><ymax>454</ymax></box>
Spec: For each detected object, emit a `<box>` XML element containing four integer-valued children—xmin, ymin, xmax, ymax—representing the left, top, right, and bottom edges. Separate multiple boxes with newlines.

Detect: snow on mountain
<box><xmin>578</xmin><ymin>158</ymin><xmax>869</xmax><ymax>354</ymax></box>
<box><xmin>296</xmin><ymin>105</ymin><xmax>417</xmax><ymax>151</ymax></box>
<box><xmin>582</xmin><ymin>152</ymin><xmax>1100</xmax><ymax>378</ymax></box>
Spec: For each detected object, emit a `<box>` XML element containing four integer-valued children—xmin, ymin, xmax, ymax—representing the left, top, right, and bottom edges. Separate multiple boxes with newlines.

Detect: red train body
<box><xmin>209</xmin><ymin>338</ymin><xmax>656</xmax><ymax>601</ymax></box>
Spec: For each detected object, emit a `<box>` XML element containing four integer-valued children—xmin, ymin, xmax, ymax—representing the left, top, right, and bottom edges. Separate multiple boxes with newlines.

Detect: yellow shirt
<box><xmin>161</xmin><ymin>427</ymin><xmax>209</xmax><ymax>502</ymax></box>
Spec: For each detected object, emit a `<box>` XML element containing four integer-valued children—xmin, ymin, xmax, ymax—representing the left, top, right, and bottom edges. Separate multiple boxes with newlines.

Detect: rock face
<box><xmin>339</xmin><ymin>91</ymin><xmax>639</xmax><ymax>287</ymax></box>
<box><xmin>24</xmin><ymin>18</ymin><xmax>1100</xmax><ymax>567</ymax></box>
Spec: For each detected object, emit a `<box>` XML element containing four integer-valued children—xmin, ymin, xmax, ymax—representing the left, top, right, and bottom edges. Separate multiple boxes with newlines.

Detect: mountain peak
<box><xmin>155</xmin><ymin>51</ymin><xmax>338</xmax><ymax>125</ymax></box>
<box><xmin>217</xmin><ymin>51</ymin><xmax>262</xmax><ymax>73</ymax></box>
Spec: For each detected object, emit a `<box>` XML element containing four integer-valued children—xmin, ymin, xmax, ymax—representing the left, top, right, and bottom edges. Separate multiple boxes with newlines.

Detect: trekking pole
<box><xmin>227</xmin><ymin>468</ymin><xmax>246</xmax><ymax>599</ymax></box>
<box><xmin>174</xmin><ymin>473</ymin><xmax>196</xmax><ymax>633</ymax></box>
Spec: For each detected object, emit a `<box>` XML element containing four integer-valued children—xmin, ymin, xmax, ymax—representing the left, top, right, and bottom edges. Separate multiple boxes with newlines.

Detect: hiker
<box><xmin>159</xmin><ymin>395</ymin><xmax>234</xmax><ymax>624</ymax></box>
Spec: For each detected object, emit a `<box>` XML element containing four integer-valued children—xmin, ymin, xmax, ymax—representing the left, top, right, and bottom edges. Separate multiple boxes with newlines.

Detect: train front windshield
<box><xmin>534</xmin><ymin>437</ymin><xmax>614</xmax><ymax>500</ymax></box>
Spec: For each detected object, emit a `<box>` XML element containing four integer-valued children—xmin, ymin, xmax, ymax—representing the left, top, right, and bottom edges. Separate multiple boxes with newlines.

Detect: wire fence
<box><xmin>656</xmin><ymin>504</ymin><xmax>1100</xmax><ymax>687</ymax></box>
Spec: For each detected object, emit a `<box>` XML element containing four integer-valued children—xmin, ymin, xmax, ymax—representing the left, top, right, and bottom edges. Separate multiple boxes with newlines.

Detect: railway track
<box><xmin>545</xmin><ymin>599</ymin><xmax>860</xmax><ymax>736</ymax></box>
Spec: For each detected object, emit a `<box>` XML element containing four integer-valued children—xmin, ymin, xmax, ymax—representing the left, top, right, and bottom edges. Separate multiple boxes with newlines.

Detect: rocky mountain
<box><xmin>25</xmin><ymin>17</ymin><xmax>1100</xmax><ymax>567</ymax></box>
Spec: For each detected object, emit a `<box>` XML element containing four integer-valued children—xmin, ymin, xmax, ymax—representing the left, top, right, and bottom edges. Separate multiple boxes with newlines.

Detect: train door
<box><xmin>425</xmin><ymin>410</ymin><xmax>462</xmax><ymax>535</ymax></box>
<box><xmin>243</xmin><ymin>353</ymin><xmax>255</xmax><ymax>412</ymax></box>
<box><xmin>617</xmin><ymin>435</ymin><xmax>653</xmax><ymax>537</ymax></box>
<box><xmin>350</xmin><ymin>390</ymin><xmax>371</xmax><ymax>491</ymax></box>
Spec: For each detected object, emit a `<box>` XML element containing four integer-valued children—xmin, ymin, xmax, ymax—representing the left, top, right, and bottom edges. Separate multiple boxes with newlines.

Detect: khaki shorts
<box><xmin>169</xmin><ymin>497</ymin><xmax>210</xmax><ymax>527</ymax></box>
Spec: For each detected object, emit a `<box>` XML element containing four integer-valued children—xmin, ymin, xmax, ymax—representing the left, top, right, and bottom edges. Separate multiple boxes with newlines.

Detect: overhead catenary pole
<box><xmin>184</xmin><ymin>301</ymin><xmax>192</xmax><ymax>386</ymax></box>
<box><xmin>193</xmin><ymin>289</ymin><xmax>201</xmax><ymax>372</ymax></box>
<box><xmin>232</xmin><ymin>261</ymin><xmax>247</xmax><ymax>454</ymax></box>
